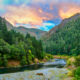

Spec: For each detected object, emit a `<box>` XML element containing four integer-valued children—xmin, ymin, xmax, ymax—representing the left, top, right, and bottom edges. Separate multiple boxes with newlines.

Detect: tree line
<box><xmin>44</xmin><ymin>17</ymin><xmax>80</xmax><ymax>56</ymax></box>
<box><xmin>0</xmin><ymin>17</ymin><xmax>45</xmax><ymax>67</ymax></box>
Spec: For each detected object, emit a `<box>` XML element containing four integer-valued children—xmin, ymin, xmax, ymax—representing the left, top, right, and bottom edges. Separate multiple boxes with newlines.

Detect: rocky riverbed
<box><xmin>0</xmin><ymin>59</ymin><xmax>68</xmax><ymax>80</ymax></box>
<box><xmin>0</xmin><ymin>68</ymin><xmax>68</xmax><ymax>80</ymax></box>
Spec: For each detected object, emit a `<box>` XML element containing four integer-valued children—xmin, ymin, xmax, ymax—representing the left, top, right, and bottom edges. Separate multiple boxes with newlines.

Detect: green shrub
<box><xmin>67</xmin><ymin>57</ymin><xmax>75</xmax><ymax>66</ymax></box>
<box><xmin>45</xmin><ymin>56</ymin><xmax>49</xmax><ymax>60</ymax></box>
<box><xmin>45</xmin><ymin>54</ymin><xmax>53</xmax><ymax>60</ymax></box>
<box><xmin>67</xmin><ymin>70</ymin><xmax>73</xmax><ymax>77</ymax></box>
<box><xmin>74</xmin><ymin>56</ymin><xmax>80</xmax><ymax>67</ymax></box>
<box><xmin>3</xmin><ymin>55</ymin><xmax>8</xmax><ymax>67</ymax></box>
<box><xmin>20</xmin><ymin>56</ymin><xmax>27</xmax><ymax>65</ymax></box>
<box><xmin>74</xmin><ymin>67</ymin><xmax>80</xmax><ymax>80</ymax></box>
<box><xmin>67</xmin><ymin>60</ymin><xmax>72</xmax><ymax>66</ymax></box>
<box><xmin>0</xmin><ymin>54</ymin><xmax>3</xmax><ymax>66</ymax></box>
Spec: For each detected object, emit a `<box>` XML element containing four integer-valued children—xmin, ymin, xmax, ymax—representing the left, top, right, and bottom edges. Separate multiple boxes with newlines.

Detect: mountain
<box><xmin>43</xmin><ymin>13</ymin><xmax>80</xmax><ymax>55</ymax></box>
<box><xmin>13</xmin><ymin>26</ymin><xmax>46</xmax><ymax>39</ymax></box>
<box><xmin>0</xmin><ymin>17</ymin><xmax>46</xmax><ymax>39</ymax></box>
<box><xmin>0</xmin><ymin>18</ymin><xmax>14</xmax><ymax>30</ymax></box>
<box><xmin>43</xmin><ymin>13</ymin><xmax>80</xmax><ymax>40</ymax></box>
<box><xmin>0</xmin><ymin>16</ymin><xmax>44</xmax><ymax>68</ymax></box>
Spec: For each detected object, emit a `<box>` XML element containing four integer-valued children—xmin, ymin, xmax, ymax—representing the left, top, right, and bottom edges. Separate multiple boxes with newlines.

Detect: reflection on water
<box><xmin>43</xmin><ymin>59</ymin><xmax>66</xmax><ymax>68</ymax></box>
<box><xmin>0</xmin><ymin>59</ymin><xmax>66</xmax><ymax>74</ymax></box>
<box><xmin>0</xmin><ymin>59</ymin><xmax>68</xmax><ymax>80</ymax></box>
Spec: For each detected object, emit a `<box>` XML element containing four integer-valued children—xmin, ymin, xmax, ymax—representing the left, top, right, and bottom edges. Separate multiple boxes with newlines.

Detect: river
<box><xmin>0</xmin><ymin>59</ymin><xmax>68</xmax><ymax>80</ymax></box>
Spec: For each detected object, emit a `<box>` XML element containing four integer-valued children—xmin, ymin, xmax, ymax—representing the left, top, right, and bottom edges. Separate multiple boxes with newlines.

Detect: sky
<box><xmin>0</xmin><ymin>0</ymin><xmax>80</xmax><ymax>31</ymax></box>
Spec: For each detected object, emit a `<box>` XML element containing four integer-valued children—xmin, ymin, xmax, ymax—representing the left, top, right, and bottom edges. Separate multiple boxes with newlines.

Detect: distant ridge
<box><xmin>13</xmin><ymin>26</ymin><xmax>47</xmax><ymax>39</ymax></box>
<box><xmin>43</xmin><ymin>13</ymin><xmax>80</xmax><ymax>55</ymax></box>
<box><xmin>43</xmin><ymin>13</ymin><xmax>80</xmax><ymax>40</ymax></box>
<box><xmin>0</xmin><ymin>17</ymin><xmax>46</xmax><ymax>39</ymax></box>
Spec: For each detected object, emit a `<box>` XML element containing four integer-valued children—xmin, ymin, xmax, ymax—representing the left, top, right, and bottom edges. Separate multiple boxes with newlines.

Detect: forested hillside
<box><xmin>0</xmin><ymin>17</ymin><xmax>44</xmax><ymax>67</ymax></box>
<box><xmin>42</xmin><ymin>13</ymin><xmax>80</xmax><ymax>40</ymax></box>
<box><xmin>1</xmin><ymin>17</ymin><xmax>46</xmax><ymax>39</ymax></box>
<box><xmin>44</xmin><ymin>16</ymin><xmax>80</xmax><ymax>55</ymax></box>
<box><xmin>13</xmin><ymin>26</ymin><xmax>46</xmax><ymax>39</ymax></box>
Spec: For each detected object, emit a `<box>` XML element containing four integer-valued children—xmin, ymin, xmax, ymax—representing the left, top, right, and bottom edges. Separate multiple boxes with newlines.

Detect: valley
<box><xmin>0</xmin><ymin>13</ymin><xmax>80</xmax><ymax>80</ymax></box>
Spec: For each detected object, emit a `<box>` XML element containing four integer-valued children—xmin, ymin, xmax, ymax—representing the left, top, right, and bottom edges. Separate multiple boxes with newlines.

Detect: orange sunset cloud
<box><xmin>1</xmin><ymin>0</ymin><xmax>80</xmax><ymax>29</ymax></box>
<box><xmin>59</xmin><ymin>4</ymin><xmax>80</xmax><ymax>19</ymax></box>
<box><xmin>3</xmin><ymin>5</ymin><xmax>53</xmax><ymax>26</ymax></box>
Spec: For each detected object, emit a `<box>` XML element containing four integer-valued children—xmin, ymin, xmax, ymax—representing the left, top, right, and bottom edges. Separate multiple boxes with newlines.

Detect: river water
<box><xmin>0</xmin><ymin>59</ymin><xmax>68</xmax><ymax>80</ymax></box>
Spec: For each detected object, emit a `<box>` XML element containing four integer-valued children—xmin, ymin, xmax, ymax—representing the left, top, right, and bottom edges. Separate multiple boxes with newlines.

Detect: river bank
<box><xmin>0</xmin><ymin>59</ymin><xmax>69</xmax><ymax>80</ymax></box>
<box><xmin>0</xmin><ymin>56</ymin><xmax>77</xmax><ymax>80</ymax></box>
<box><xmin>0</xmin><ymin>68</ymin><xmax>68</xmax><ymax>80</ymax></box>
<box><xmin>0</xmin><ymin>59</ymin><xmax>66</xmax><ymax>74</ymax></box>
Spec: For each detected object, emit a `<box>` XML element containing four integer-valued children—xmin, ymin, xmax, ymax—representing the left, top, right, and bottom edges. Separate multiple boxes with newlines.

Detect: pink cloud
<box><xmin>59</xmin><ymin>3</ymin><xmax>80</xmax><ymax>19</ymax></box>
<box><xmin>3</xmin><ymin>5</ymin><xmax>53</xmax><ymax>26</ymax></box>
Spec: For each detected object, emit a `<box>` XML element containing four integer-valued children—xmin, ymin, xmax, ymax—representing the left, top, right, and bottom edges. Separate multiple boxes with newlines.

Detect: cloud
<box><xmin>0</xmin><ymin>0</ymin><xmax>3</xmax><ymax>8</ymax></box>
<box><xmin>1</xmin><ymin>0</ymin><xmax>80</xmax><ymax>31</ymax></box>
<box><xmin>31</xmin><ymin>0</ymin><xmax>59</xmax><ymax>4</ymax></box>
<box><xmin>3</xmin><ymin>5</ymin><xmax>53</xmax><ymax>26</ymax></box>
<box><xmin>16</xmin><ymin>23</ymin><xmax>37</xmax><ymax>28</ymax></box>
<box><xmin>0</xmin><ymin>0</ymin><xmax>6</xmax><ymax>15</ymax></box>
<box><xmin>38</xmin><ymin>22</ymin><xmax>55</xmax><ymax>31</ymax></box>
<box><xmin>59</xmin><ymin>3</ymin><xmax>80</xmax><ymax>19</ymax></box>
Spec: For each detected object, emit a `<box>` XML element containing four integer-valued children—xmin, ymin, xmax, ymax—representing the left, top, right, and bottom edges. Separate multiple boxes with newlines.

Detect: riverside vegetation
<box><xmin>44</xmin><ymin>17</ymin><xmax>80</xmax><ymax>56</ymax></box>
<box><xmin>43</xmin><ymin>15</ymin><xmax>80</xmax><ymax>80</ymax></box>
<box><xmin>66</xmin><ymin>55</ymin><xmax>80</xmax><ymax>80</ymax></box>
<box><xmin>0</xmin><ymin>13</ymin><xmax>80</xmax><ymax>80</ymax></box>
<box><xmin>0</xmin><ymin>17</ymin><xmax>53</xmax><ymax>67</ymax></box>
